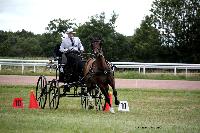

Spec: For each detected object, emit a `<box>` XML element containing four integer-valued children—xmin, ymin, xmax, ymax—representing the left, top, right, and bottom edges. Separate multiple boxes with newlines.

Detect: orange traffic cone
<box><xmin>104</xmin><ymin>91</ymin><xmax>112</xmax><ymax>112</ymax></box>
<box><xmin>12</xmin><ymin>97</ymin><xmax>24</xmax><ymax>108</ymax></box>
<box><xmin>29</xmin><ymin>90</ymin><xmax>39</xmax><ymax>109</ymax></box>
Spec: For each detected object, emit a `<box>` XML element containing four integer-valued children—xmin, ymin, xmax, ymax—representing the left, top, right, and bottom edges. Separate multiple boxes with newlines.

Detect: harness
<box><xmin>85</xmin><ymin>58</ymin><xmax>114</xmax><ymax>84</ymax></box>
<box><xmin>84</xmin><ymin>38</ymin><xmax>114</xmax><ymax>83</ymax></box>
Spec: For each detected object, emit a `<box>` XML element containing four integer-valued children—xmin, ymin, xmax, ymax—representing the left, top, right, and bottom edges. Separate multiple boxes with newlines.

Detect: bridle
<box><xmin>91</xmin><ymin>40</ymin><xmax>103</xmax><ymax>57</ymax></box>
<box><xmin>89</xmin><ymin>39</ymin><xmax>113</xmax><ymax>76</ymax></box>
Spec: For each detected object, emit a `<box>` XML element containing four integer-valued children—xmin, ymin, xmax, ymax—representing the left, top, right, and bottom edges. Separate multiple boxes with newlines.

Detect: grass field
<box><xmin>0</xmin><ymin>85</ymin><xmax>200</xmax><ymax>132</ymax></box>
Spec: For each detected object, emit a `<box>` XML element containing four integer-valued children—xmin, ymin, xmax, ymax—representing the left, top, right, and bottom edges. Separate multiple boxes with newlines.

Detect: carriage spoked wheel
<box><xmin>80</xmin><ymin>87</ymin><xmax>103</xmax><ymax>110</ymax></box>
<box><xmin>80</xmin><ymin>87</ymin><xmax>89</xmax><ymax>109</ymax></box>
<box><xmin>95</xmin><ymin>92</ymin><xmax>103</xmax><ymax>111</ymax></box>
<box><xmin>92</xmin><ymin>87</ymin><xmax>104</xmax><ymax>111</ymax></box>
<box><xmin>36</xmin><ymin>75</ymin><xmax>47</xmax><ymax>109</ymax></box>
<box><xmin>49</xmin><ymin>79</ymin><xmax>60</xmax><ymax>109</ymax></box>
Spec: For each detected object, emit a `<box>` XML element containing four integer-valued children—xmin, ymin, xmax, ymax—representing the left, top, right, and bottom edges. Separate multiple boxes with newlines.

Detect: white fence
<box><xmin>0</xmin><ymin>59</ymin><xmax>200</xmax><ymax>75</ymax></box>
<box><xmin>0</xmin><ymin>59</ymin><xmax>51</xmax><ymax>74</ymax></box>
<box><xmin>112</xmin><ymin>62</ymin><xmax>200</xmax><ymax>75</ymax></box>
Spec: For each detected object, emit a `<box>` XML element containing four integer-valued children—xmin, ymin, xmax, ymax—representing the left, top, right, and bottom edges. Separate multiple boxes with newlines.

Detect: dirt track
<box><xmin>0</xmin><ymin>75</ymin><xmax>200</xmax><ymax>90</ymax></box>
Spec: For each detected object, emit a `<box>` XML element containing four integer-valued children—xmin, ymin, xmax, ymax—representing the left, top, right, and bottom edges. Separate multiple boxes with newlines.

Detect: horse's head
<box><xmin>90</xmin><ymin>37</ymin><xmax>103</xmax><ymax>56</ymax></box>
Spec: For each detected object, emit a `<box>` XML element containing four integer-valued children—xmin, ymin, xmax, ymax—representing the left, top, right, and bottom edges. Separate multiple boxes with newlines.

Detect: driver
<box><xmin>59</xmin><ymin>28</ymin><xmax>84</xmax><ymax>82</ymax></box>
<box><xmin>59</xmin><ymin>28</ymin><xmax>84</xmax><ymax>53</ymax></box>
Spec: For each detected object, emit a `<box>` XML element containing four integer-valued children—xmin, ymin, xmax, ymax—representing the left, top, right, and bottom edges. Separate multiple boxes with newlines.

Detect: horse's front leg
<box><xmin>99</xmin><ymin>84</ymin><xmax>115</xmax><ymax>113</ymax></box>
<box><xmin>99</xmin><ymin>84</ymin><xmax>111</xmax><ymax>109</ymax></box>
<box><xmin>109</xmin><ymin>77</ymin><xmax>120</xmax><ymax>105</ymax></box>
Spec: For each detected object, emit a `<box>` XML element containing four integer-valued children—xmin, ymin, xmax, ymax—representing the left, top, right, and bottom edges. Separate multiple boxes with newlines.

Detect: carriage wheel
<box><xmin>36</xmin><ymin>75</ymin><xmax>47</xmax><ymax>109</ymax></box>
<box><xmin>80</xmin><ymin>87</ymin><xmax>89</xmax><ymax>109</ymax></box>
<box><xmin>81</xmin><ymin>95</ymin><xmax>89</xmax><ymax>109</ymax></box>
<box><xmin>95</xmin><ymin>93</ymin><xmax>103</xmax><ymax>111</ymax></box>
<box><xmin>93</xmin><ymin>86</ymin><xmax>103</xmax><ymax>111</ymax></box>
<box><xmin>49</xmin><ymin>79</ymin><xmax>60</xmax><ymax>109</ymax></box>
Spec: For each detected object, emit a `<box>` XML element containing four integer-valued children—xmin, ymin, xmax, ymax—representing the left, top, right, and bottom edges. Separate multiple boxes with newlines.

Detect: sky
<box><xmin>0</xmin><ymin>0</ymin><xmax>154</xmax><ymax>36</ymax></box>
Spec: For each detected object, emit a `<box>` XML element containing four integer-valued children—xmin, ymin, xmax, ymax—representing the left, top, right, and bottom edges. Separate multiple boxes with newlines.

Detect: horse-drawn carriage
<box><xmin>35</xmin><ymin>38</ymin><xmax>119</xmax><ymax>113</ymax></box>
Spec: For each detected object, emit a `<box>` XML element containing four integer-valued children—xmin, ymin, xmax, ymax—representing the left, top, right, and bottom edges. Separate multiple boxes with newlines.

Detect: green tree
<box><xmin>46</xmin><ymin>18</ymin><xmax>76</xmax><ymax>34</ymax></box>
<box><xmin>0</xmin><ymin>31</ymin><xmax>12</xmax><ymax>56</ymax></box>
<box><xmin>130</xmin><ymin>16</ymin><xmax>162</xmax><ymax>62</ymax></box>
<box><xmin>44</xmin><ymin>18</ymin><xmax>78</xmax><ymax>57</ymax></box>
<box><xmin>77</xmin><ymin>12</ymin><xmax>130</xmax><ymax>61</ymax></box>
<box><xmin>150</xmin><ymin>0</ymin><xmax>200</xmax><ymax>63</ymax></box>
<box><xmin>8</xmin><ymin>37</ymin><xmax>42</xmax><ymax>57</ymax></box>
<box><xmin>0</xmin><ymin>30</ymin><xmax>43</xmax><ymax>57</ymax></box>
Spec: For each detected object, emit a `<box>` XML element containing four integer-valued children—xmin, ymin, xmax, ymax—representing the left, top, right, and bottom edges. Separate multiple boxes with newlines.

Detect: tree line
<box><xmin>0</xmin><ymin>0</ymin><xmax>199</xmax><ymax>63</ymax></box>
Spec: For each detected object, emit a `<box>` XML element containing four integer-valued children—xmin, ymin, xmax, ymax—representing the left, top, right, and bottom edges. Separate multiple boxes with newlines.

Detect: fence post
<box><xmin>33</xmin><ymin>65</ymin><xmax>36</xmax><ymax>73</ymax></box>
<box><xmin>138</xmin><ymin>67</ymin><xmax>141</xmax><ymax>73</ymax></box>
<box><xmin>174</xmin><ymin>67</ymin><xmax>177</xmax><ymax>75</ymax></box>
<box><xmin>143</xmin><ymin>65</ymin><xmax>146</xmax><ymax>74</ymax></box>
<box><xmin>0</xmin><ymin>64</ymin><xmax>1</xmax><ymax>71</ymax></box>
<box><xmin>185</xmin><ymin>67</ymin><xmax>188</xmax><ymax>78</ymax></box>
<box><xmin>22</xmin><ymin>64</ymin><xmax>24</xmax><ymax>75</ymax></box>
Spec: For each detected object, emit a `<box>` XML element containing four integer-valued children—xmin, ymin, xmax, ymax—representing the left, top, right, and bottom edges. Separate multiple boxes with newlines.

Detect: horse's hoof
<box><xmin>115</xmin><ymin>100</ymin><xmax>120</xmax><ymax>105</ymax></box>
<box><xmin>109</xmin><ymin>107</ymin><xmax>115</xmax><ymax>113</ymax></box>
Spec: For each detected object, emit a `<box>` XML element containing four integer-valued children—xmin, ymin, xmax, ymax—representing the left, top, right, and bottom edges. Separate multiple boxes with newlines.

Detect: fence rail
<box><xmin>0</xmin><ymin>59</ymin><xmax>200</xmax><ymax>75</ymax></box>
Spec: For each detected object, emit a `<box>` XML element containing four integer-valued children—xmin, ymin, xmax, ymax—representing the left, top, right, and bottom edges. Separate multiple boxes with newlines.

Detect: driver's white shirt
<box><xmin>59</xmin><ymin>36</ymin><xmax>84</xmax><ymax>52</ymax></box>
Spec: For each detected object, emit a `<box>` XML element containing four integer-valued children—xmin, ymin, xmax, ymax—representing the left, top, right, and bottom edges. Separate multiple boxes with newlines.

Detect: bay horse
<box><xmin>83</xmin><ymin>38</ymin><xmax>120</xmax><ymax>113</ymax></box>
